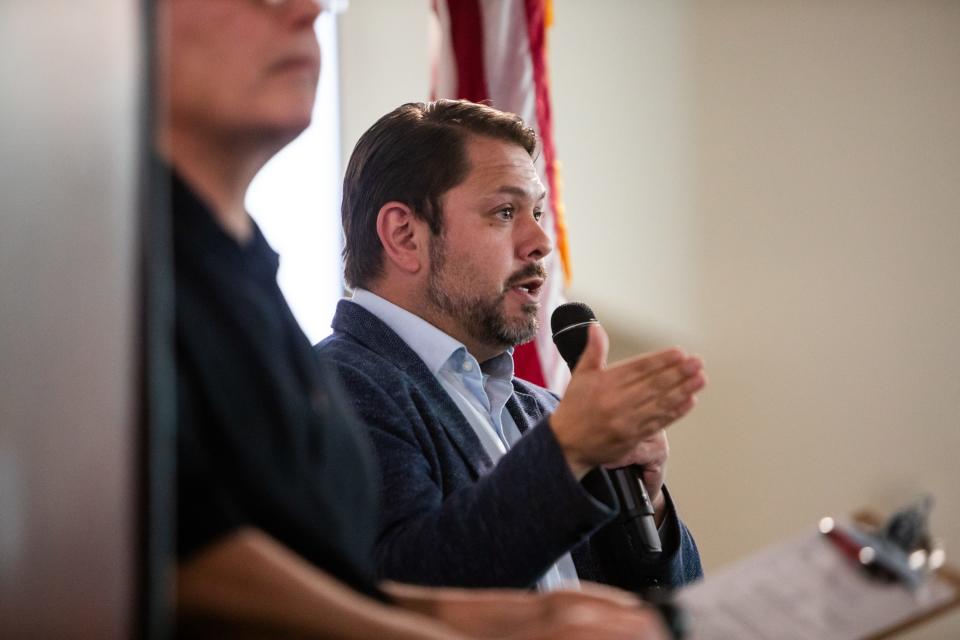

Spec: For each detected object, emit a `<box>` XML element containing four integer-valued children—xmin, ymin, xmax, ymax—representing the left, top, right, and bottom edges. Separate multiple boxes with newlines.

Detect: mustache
<box><xmin>504</xmin><ymin>262</ymin><xmax>548</xmax><ymax>289</ymax></box>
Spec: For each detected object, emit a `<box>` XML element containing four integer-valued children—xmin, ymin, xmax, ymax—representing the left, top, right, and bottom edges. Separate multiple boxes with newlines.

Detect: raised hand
<box><xmin>550</xmin><ymin>324</ymin><xmax>705</xmax><ymax>479</ymax></box>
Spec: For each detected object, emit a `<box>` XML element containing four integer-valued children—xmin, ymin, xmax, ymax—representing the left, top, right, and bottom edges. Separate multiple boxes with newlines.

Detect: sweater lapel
<box><xmin>506</xmin><ymin>388</ymin><xmax>544</xmax><ymax>435</ymax></box>
<box><xmin>330</xmin><ymin>300</ymin><xmax>495</xmax><ymax>477</ymax></box>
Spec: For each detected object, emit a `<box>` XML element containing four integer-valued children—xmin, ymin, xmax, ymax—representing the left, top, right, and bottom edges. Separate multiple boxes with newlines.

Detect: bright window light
<box><xmin>247</xmin><ymin>13</ymin><xmax>343</xmax><ymax>345</ymax></box>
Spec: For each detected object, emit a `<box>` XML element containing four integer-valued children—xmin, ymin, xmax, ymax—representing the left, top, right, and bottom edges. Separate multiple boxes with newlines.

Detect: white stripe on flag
<box><xmin>480</xmin><ymin>0</ymin><xmax>537</xmax><ymax>123</ymax></box>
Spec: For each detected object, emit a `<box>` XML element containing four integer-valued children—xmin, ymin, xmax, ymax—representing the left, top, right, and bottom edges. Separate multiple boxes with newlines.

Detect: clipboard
<box><xmin>675</xmin><ymin>514</ymin><xmax>960</xmax><ymax>640</ymax></box>
<box><xmin>865</xmin><ymin>563</ymin><xmax>959</xmax><ymax>639</ymax></box>
<box><xmin>853</xmin><ymin>510</ymin><xmax>960</xmax><ymax>639</ymax></box>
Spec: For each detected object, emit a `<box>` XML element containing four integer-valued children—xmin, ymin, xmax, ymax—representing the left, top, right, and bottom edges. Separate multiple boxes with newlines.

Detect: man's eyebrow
<box><xmin>495</xmin><ymin>185</ymin><xmax>547</xmax><ymax>201</ymax></box>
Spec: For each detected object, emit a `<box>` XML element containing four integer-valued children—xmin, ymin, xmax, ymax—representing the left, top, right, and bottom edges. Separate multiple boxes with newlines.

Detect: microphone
<box><xmin>551</xmin><ymin>302</ymin><xmax>662</xmax><ymax>556</ymax></box>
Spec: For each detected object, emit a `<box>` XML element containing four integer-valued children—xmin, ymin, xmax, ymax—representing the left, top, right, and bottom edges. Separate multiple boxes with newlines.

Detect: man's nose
<box><xmin>295</xmin><ymin>0</ymin><xmax>324</xmax><ymax>21</ymax></box>
<box><xmin>285</xmin><ymin>0</ymin><xmax>323</xmax><ymax>30</ymax></box>
<box><xmin>518</xmin><ymin>212</ymin><xmax>553</xmax><ymax>261</ymax></box>
<box><xmin>261</xmin><ymin>0</ymin><xmax>324</xmax><ymax>22</ymax></box>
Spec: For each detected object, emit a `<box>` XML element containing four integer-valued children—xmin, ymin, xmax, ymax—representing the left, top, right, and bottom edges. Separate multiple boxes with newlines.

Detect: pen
<box><xmin>819</xmin><ymin>517</ymin><xmax>921</xmax><ymax>589</ymax></box>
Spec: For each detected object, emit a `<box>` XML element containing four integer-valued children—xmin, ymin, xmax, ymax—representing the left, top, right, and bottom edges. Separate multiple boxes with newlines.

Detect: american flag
<box><xmin>430</xmin><ymin>0</ymin><xmax>572</xmax><ymax>393</ymax></box>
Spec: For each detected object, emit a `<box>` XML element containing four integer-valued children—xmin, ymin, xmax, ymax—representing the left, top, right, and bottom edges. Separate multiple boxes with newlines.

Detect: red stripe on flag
<box><xmin>512</xmin><ymin>341</ymin><xmax>546</xmax><ymax>387</ymax></box>
<box><xmin>445</xmin><ymin>0</ymin><xmax>489</xmax><ymax>103</ymax></box>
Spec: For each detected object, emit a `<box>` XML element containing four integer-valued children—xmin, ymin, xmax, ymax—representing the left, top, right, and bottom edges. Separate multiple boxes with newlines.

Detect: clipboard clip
<box><xmin>819</xmin><ymin>496</ymin><xmax>947</xmax><ymax>590</ymax></box>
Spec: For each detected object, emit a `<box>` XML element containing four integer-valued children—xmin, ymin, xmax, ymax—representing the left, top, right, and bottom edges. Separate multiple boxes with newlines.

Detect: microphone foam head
<box><xmin>550</xmin><ymin>302</ymin><xmax>598</xmax><ymax>370</ymax></box>
<box><xmin>550</xmin><ymin>302</ymin><xmax>596</xmax><ymax>336</ymax></box>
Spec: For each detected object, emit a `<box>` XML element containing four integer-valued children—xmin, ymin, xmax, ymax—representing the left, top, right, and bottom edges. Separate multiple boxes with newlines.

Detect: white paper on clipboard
<box><xmin>676</xmin><ymin>527</ymin><xmax>957</xmax><ymax>640</ymax></box>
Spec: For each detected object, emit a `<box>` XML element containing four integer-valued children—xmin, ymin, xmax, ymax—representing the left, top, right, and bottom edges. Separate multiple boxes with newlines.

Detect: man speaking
<box><xmin>163</xmin><ymin>1</ymin><xmax>671</xmax><ymax>637</ymax></box>
<box><xmin>317</xmin><ymin>100</ymin><xmax>706</xmax><ymax>592</ymax></box>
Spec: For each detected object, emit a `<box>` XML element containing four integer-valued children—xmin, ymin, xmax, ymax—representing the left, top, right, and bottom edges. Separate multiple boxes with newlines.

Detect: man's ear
<box><xmin>375</xmin><ymin>201</ymin><xmax>428</xmax><ymax>276</ymax></box>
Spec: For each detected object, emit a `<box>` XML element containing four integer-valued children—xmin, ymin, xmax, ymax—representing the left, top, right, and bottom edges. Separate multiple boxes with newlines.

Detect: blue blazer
<box><xmin>316</xmin><ymin>300</ymin><xmax>702</xmax><ymax>591</ymax></box>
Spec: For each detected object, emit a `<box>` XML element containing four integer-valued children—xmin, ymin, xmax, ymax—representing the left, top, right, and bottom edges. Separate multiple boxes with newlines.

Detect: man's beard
<box><xmin>427</xmin><ymin>235</ymin><xmax>545</xmax><ymax>350</ymax></box>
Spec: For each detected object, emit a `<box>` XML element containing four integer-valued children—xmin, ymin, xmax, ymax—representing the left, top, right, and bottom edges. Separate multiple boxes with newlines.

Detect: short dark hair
<box><xmin>341</xmin><ymin>99</ymin><xmax>538</xmax><ymax>289</ymax></box>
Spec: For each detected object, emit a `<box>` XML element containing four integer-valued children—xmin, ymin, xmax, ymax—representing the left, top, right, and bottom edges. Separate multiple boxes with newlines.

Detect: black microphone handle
<box><xmin>550</xmin><ymin>303</ymin><xmax>662</xmax><ymax>558</ymax></box>
<box><xmin>609</xmin><ymin>465</ymin><xmax>662</xmax><ymax>555</ymax></box>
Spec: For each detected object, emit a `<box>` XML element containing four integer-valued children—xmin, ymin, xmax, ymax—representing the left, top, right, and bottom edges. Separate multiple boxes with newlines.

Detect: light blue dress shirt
<box><xmin>351</xmin><ymin>288</ymin><xmax>580</xmax><ymax>591</ymax></box>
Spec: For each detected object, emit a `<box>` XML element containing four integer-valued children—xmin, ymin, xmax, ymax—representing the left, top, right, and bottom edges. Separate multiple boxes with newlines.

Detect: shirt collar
<box><xmin>350</xmin><ymin>289</ymin><xmax>514</xmax><ymax>381</ymax></box>
<box><xmin>480</xmin><ymin>347</ymin><xmax>515</xmax><ymax>383</ymax></box>
<box><xmin>350</xmin><ymin>288</ymin><xmax>469</xmax><ymax>375</ymax></box>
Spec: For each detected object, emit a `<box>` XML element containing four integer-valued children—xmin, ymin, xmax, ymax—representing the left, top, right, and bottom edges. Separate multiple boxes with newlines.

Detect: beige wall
<box><xmin>340</xmin><ymin>2</ymin><xmax>960</xmax><ymax>636</ymax></box>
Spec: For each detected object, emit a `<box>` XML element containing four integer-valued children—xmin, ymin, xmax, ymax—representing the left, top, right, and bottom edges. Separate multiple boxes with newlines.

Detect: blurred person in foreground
<box><xmin>158</xmin><ymin>0</ymin><xmax>668</xmax><ymax>638</ymax></box>
<box><xmin>316</xmin><ymin>100</ymin><xmax>705</xmax><ymax>593</ymax></box>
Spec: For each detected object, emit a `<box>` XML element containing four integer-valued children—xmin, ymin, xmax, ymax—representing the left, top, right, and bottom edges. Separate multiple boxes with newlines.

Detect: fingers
<box><xmin>613</xmin><ymin>354</ymin><xmax>703</xmax><ymax>410</ymax></box>
<box><xmin>513</xmin><ymin>588</ymin><xmax>668</xmax><ymax>640</ymax></box>
<box><xmin>610</xmin><ymin>346</ymin><xmax>686</xmax><ymax>382</ymax></box>
<box><xmin>546</xmin><ymin>584</ymin><xmax>642</xmax><ymax>610</ymax></box>
<box><xmin>573</xmin><ymin>323</ymin><xmax>609</xmax><ymax>374</ymax></box>
<box><xmin>617</xmin><ymin>365</ymin><xmax>704</xmax><ymax>435</ymax></box>
<box><xmin>656</xmin><ymin>371</ymin><xmax>705</xmax><ymax>411</ymax></box>
<box><xmin>604</xmin><ymin>430</ymin><xmax>669</xmax><ymax>469</ymax></box>
<box><xmin>672</xmin><ymin>394</ymin><xmax>697</xmax><ymax>420</ymax></box>
<box><xmin>634</xmin><ymin>431</ymin><xmax>670</xmax><ymax>466</ymax></box>
<box><xmin>554</xmin><ymin>337</ymin><xmax>705</xmax><ymax>474</ymax></box>
<box><xmin>643</xmin><ymin>429</ymin><xmax>669</xmax><ymax>447</ymax></box>
<box><xmin>638</xmin><ymin>355</ymin><xmax>703</xmax><ymax>392</ymax></box>
<box><xmin>532</xmin><ymin>605</ymin><xmax>668</xmax><ymax>640</ymax></box>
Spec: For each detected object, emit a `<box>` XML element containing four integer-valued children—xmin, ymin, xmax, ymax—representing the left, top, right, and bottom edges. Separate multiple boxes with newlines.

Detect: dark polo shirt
<box><xmin>172</xmin><ymin>171</ymin><xmax>381</xmax><ymax>599</ymax></box>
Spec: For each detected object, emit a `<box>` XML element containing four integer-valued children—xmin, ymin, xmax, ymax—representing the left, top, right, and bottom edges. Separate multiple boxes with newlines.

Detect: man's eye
<box><xmin>533</xmin><ymin>209</ymin><xmax>544</xmax><ymax>222</ymax></box>
<box><xmin>496</xmin><ymin>207</ymin><xmax>515</xmax><ymax>220</ymax></box>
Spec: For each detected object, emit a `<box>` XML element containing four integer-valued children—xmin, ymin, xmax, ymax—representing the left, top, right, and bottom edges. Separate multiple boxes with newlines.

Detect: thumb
<box><xmin>573</xmin><ymin>323</ymin><xmax>608</xmax><ymax>373</ymax></box>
